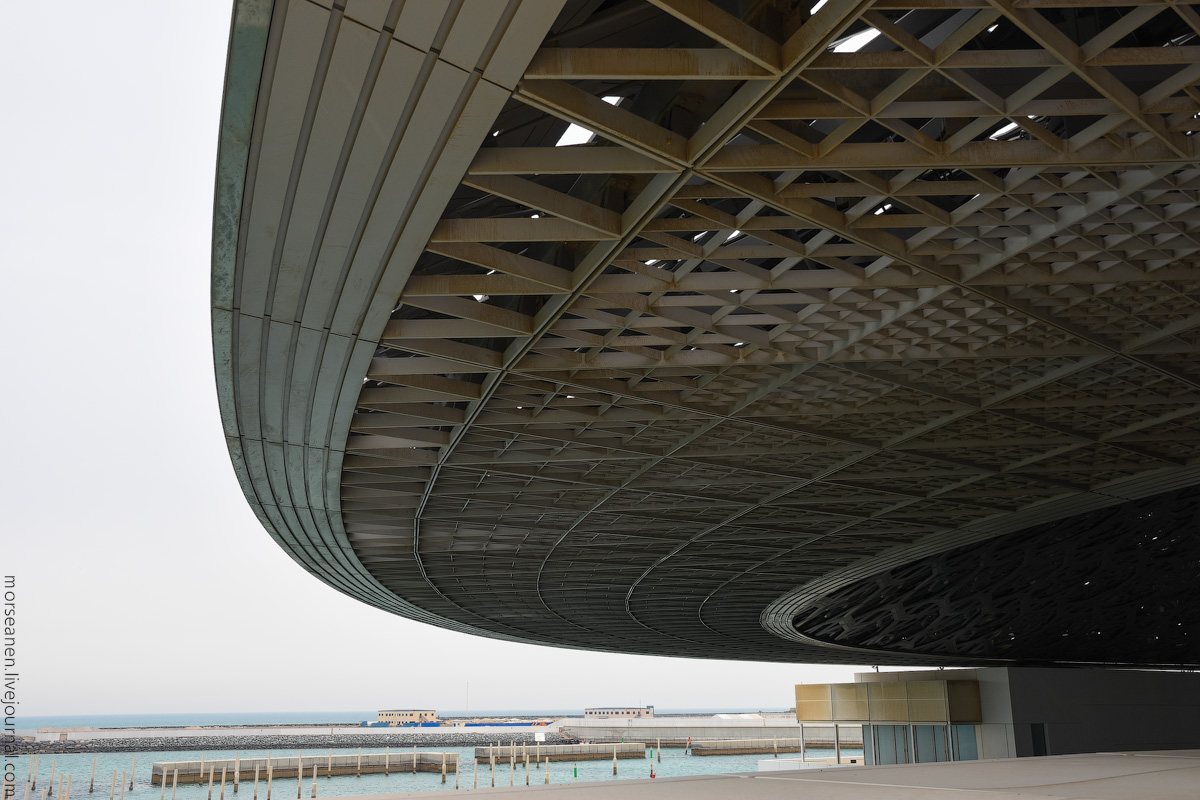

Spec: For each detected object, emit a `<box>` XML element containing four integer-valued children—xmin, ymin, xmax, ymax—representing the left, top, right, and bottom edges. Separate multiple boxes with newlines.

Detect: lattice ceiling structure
<box><xmin>214</xmin><ymin>0</ymin><xmax>1200</xmax><ymax>667</ymax></box>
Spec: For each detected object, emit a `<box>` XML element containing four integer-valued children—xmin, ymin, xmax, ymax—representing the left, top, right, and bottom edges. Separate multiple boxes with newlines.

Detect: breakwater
<box><xmin>15</xmin><ymin>732</ymin><xmax>574</xmax><ymax>756</ymax></box>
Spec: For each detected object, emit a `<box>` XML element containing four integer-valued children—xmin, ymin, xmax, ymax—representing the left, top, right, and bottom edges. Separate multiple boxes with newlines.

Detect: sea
<box><xmin>9</xmin><ymin>744</ymin><xmax>857</xmax><ymax>797</ymax></box>
<box><xmin>11</xmin><ymin>709</ymin><xmax>856</xmax><ymax>795</ymax></box>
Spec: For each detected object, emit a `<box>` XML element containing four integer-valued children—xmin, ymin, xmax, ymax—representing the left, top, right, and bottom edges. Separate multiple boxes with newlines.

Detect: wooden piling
<box><xmin>325</xmin><ymin>752</ymin><xmax>330</xmax><ymax>781</ymax></box>
<box><xmin>544</xmin><ymin>758</ymin><xmax>549</xmax><ymax>785</ymax></box>
<box><xmin>440</xmin><ymin>753</ymin><xmax>446</xmax><ymax>784</ymax></box>
<box><xmin>118</xmin><ymin>773</ymin><xmax>126</xmax><ymax>800</ymax></box>
<box><xmin>309</xmin><ymin>766</ymin><xmax>316</xmax><ymax>800</ymax></box>
<box><xmin>55</xmin><ymin>773</ymin><xmax>62</xmax><ymax>800</ymax></box>
<box><xmin>383</xmin><ymin>748</ymin><xmax>388</xmax><ymax>777</ymax></box>
<box><xmin>48</xmin><ymin>759</ymin><xmax>56</xmax><ymax>795</ymax></box>
<box><xmin>233</xmin><ymin>755</ymin><xmax>239</xmax><ymax>794</ymax></box>
<box><xmin>42</xmin><ymin>787</ymin><xmax>49</xmax><ymax>800</ymax></box>
<box><xmin>90</xmin><ymin>758</ymin><xmax>96</xmax><ymax>793</ymax></box>
<box><xmin>773</xmin><ymin>737</ymin><xmax>778</xmax><ymax>758</ymax></box>
<box><xmin>251</xmin><ymin>768</ymin><xmax>258</xmax><ymax>800</ymax></box>
<box><xmin>412</xmin><ymin>746</ymin><xmax>416</xmax><ymax>776</ymax></box>
<box><xmin>157</xmin><ymin>771</ymin><xmax>163</xmax><ymax>800</ymax></box>
<box><xmin>206</xmin><ymin>767</ymin><xmax>214</xmax><ymax>800</ymax></box>
<box><xmin>295</xmin><ymin>760</ymin><xmax>301</xmax><ymax>800</ymax></box>
<box><xmin>613</xmin><ymin>745</ymin><xmax>617</xmax><ymax>775</ymax></box>
<box><xmin>25</xmin><ymin>781</ymin><xmax>32</xmax><ymax>800</ymax></box>
<box><xmin>524</xmin><ymin>750</ymin><xmax>529</xmax><ymax>786</ymax></box>
<box><xmin>265</xmin><ymin>767</ymin><xmax>272</xmax><ymax>800</ymax></box>
<box><xmin>355</xmin><ymin>750</ymin><xmax>360</xmax><ymax>779</ymax></box>
<box><xmin>220</xmin><ymin>768</ymin><xmax>226</xmax><ymax>800</ymax></box>
<box><xmin>657</xmin><ymin>739</ymin><xmax>661</xmax><ymax>763</ymax></box>
<box><xmin>28</xmin><ymin>757</ymin><xmax>36</xmax><ymax>791</ymax></box>
<box><xmin>198</xmin><ymin>757</ymin><xmax>204</xmax><ymax>784</ymax></box>
<box><xmin>130</xmin><ymin>760</ymin><xmax>136</xmax><ymax>791</ymax></box>
<box><xmin>170</xmin><ymin>772</ymin><xmax>177</xmax><ymax>800</ymax></box>
<box><xmin>66</xmin><ymin>774</ymin><xmax>72</xmax><ymax>800</ymax></box>
<box><xmin>834</xmin><ymin>724</ymin><xmax>842</xmax><ymax>765</ymax></box>
<box><xmin>109</xmin><ymin>772</ymin><xmax>115</xmax><ymax>800</ymax></box>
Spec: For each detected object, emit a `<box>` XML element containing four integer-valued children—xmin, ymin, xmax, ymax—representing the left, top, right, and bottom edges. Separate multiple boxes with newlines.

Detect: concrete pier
<box><xmin>151</xmin><ymin>754</ymin><xmax>456</xmax><ymax>785</ymax></box>
<box><xmin>691</xmin><ymin>739</ymin><xmax>805</xmax><ymax>756</ymax></box>
<box><xmin>474</xmin><ymin>744</ymin><xmax>644</xmax><ymax>763</ymax></box>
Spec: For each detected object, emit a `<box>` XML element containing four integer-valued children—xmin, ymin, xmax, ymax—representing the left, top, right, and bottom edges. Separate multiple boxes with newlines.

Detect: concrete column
<box><xmin>441</xmin><ymin>752</ymin><xmax>446</xmax><ymax>784</ymax></box>
<box><xmin>800</xmin><ymin>724</ymin><xmax>806</xmax><ymax>762</ymax></box>
<box><xmin>383</xmin><ymin>747</ymin><xmax>388</xmax><ymax>777</ymax></box>
<box><xmin>355</xmin><ymin>750</ymin><xmax>360</xmax><ymax>779</ymax></box>
<box><xmin>412</xmin><ymin>746</ymin><xmax>416</xmax><ymax>776</ymax></box>
<box><xmin>325</xmin><ymin>751</ymin><xmax>331</xmax><ymax>781</ymax></box>
<box><xmin>524</xmin><ymin>751</ymin><xmax>529</xmax><ymax>786</ymax></box>
<box><xmin>90</xmin><ymin>759</ymin><xmax>96</xmax><ymax>793</ymax></box>
<box><xmin>234</xmin><ymin>755</ymin><xmax>240</xmax><ymax>794</ymax></box>
<box><xmin>657</xmin><ymin>739</ymin><xmax>661</xmax><ymax>763</ymax></box>
<box><xmin>834</xmin><ymin>724</ymin><xmax>842</xmax><ymax>765</ymax></box>
<box><xmin>613</xmin><ymin>745</ymin><xmax>617</xmax><ymax>775</ymax></box>
<box><xmin>773</xmin><ymin>737</ymin><xmax>778</xmax><ymax>758</ymax></box>
<box><xmin>544</xmin><ymin>758</ymin><xmax>549</xmax><ymax>785</ymax></box>
<box><xmin>472</xmin><ymin>759</ymin><xmax>477</xmax><ymax>789</ymax></box>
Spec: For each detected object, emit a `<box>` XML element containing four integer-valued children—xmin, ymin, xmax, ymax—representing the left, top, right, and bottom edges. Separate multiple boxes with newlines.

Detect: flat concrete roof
<box><xmin>358</xmin><ymin>751</ymin><xmax>1200</xmax><ymax>800</ymax></box>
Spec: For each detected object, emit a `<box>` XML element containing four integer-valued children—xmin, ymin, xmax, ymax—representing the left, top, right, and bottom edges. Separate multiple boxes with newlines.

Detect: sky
<box><xmin>2</xmin><ymin>3</ymin><xmax>878</xmax><ymax>718</ymax></box>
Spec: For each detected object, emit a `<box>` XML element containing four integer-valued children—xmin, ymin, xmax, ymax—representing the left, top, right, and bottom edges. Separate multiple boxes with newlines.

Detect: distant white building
<box><xmin>584</xmin><ymin>706</ymin><xmax>654</xmax><ymax>719</ymax></box>
<box><xmin>377</xmin><ymin>709</ymin><xmax>437</xmax><ymax>724</ymax></box>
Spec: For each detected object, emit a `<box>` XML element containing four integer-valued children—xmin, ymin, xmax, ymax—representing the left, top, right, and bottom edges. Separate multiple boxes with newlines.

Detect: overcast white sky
<box><xmin>2</xmin><ymin>3</ymin><xmax>876</xmax><ymax>718</ymax></box>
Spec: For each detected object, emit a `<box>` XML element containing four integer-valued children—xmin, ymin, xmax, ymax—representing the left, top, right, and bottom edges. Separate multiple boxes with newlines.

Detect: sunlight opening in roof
<box><xmin>645</xmin><ymin>259</ymin><xmax>659</xmax><ymax>265</ymax></box>
<box><xmin>810</xmin><ymin>0</ymin><xmax>828</xmax><ymax>11</ymax></box>
<box><xmin>473</xmin><ymin>294</ymin><xmax>489</xmax><ymax>303</ymax></box>
<box><xmin>990</xmin><ymin>121</ymin><xmax>1019</xmax><ymax>139</ymax></box>
<box><xmin>556</xmin><ymin>124</ymin><xmax>594</xmax><ymax>147</ymax></box>
<box><xmin>554</xmin><ymin>97</ymin><xmax>621</xmax><ymax>147</ymax></box>
<box><xmin>833</xmin><ymin>28</ymin><xmax>880</xmax><ymax>53</ymax></box>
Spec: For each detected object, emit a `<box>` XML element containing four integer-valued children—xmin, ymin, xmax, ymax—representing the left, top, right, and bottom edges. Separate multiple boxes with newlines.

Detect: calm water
<box><xmin>11</xmin><ymin>745</ymin><xmax>858</xmax><ymax>796</ymax></box>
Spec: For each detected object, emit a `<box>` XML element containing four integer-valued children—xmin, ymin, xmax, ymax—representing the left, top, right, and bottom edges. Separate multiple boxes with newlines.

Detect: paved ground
<box><xmin>346</xmin><ymin>750</ymin><xmax>1200</xmax><ymax>800</ymax></box>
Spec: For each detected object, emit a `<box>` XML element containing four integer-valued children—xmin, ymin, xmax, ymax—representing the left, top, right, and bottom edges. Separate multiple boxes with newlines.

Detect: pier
<box><xmin>691</xmin><ymin>738</ymin><xmax>806</xmax><ymax>756</ymax></box>
<box><xmin>474</xmin><ymin>743</ymin><xmax>644</xmax><ymax>763</ymax></box>
<box><xmin>150</xmin><ymin>752</ymin><xmax>457</xmax><ymax>784</ymax></box>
